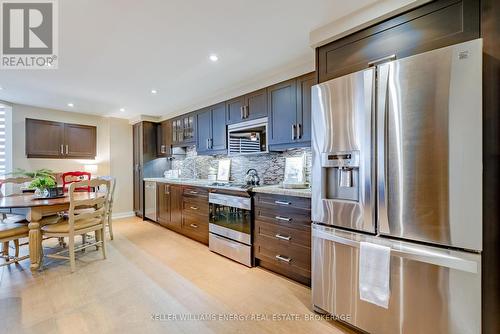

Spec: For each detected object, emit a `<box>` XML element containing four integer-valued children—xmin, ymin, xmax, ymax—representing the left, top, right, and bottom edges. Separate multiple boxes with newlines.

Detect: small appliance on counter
<box><xmin>245</xmin><ymin>169</ymin><xmax>260</xmax><ymax>185</ymax></box>
<box><xmin>163</xmin><ymin>169</ymin><xmax>180</xmax><ymax>179</ymax></box>
<box><xmin>207</xmin><ymin>167</ymin><xmax>217</xmax><ymax>181</ymax></box>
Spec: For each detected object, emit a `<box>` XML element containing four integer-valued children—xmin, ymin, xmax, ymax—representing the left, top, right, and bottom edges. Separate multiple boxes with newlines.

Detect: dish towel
<box><xmin>359</xmin><ymin>241</ymin><xmax>391</xmax><ymax>309</ymax></box>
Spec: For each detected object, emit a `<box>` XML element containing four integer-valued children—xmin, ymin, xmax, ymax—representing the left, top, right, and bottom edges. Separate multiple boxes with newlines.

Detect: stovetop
<box><xmin>208</xmin><ymin>182</ymin><xmax>253</xmax><ymax>191</ymax></box>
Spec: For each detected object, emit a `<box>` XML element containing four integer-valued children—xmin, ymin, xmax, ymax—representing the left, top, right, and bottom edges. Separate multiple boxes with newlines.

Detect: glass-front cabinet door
<box><xmin>171</xmin><ymin>115</ymin><xmax>195</xmax><ymax>146</ymax></box>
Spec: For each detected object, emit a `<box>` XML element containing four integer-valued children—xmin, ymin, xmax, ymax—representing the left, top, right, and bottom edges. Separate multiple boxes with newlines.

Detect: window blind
<box><xmin>0</xmin><ymin>107</ymin><xmax>5</xmax><ymax>175</ymax></box>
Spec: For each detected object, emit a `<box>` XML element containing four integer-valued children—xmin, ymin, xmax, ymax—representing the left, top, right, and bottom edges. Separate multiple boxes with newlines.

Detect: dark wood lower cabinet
<box><xmin>253</xmin><ymin>193</ymin><xmax>312</xmax><ymax>286</ymax></box>
<box><xmin>168</xmin><ymin>185</ymin><xmax>183</xmax><ymax>232</ymax></box>
<box><xmin>157</xmin><ymin>183</ymin><xmax>171</xmax><ymax>227</ymax></box>
<box><xmin>156</xmin><ymin>183</ymin><xmax>208</xmax><ymax>244</ymax></box>
<box><xmin>181</xmin><ymin>187</ymin><xmax>209</xmax><ymax>245</ymax></box>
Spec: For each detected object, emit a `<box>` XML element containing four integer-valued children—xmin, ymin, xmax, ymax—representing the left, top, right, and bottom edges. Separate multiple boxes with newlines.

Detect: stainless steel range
<box><xmin>208</xmin><ymin>183</ymin><xmax>253</xmax><ymax>267</ymax></box>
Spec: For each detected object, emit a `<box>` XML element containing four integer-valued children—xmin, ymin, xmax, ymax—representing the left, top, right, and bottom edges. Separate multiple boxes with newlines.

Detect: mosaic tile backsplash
<box><xmin>170</xmin><ymin>146</ymin><xmax>312</xmax><ymax>185</ymax></box>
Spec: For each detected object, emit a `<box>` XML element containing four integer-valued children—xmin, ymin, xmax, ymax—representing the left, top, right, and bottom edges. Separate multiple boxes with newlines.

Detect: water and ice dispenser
<box><xmin>321</xmin><ymin>151</ymin><xmax>360</xmax><ymax>202</ymax></box>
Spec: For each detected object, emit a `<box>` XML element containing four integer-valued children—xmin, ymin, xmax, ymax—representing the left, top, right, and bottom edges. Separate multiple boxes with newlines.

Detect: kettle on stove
<box><xmin>245</xmin><ymin>169</ymin><xmax>260</xmax><ymax>186</ymax></box>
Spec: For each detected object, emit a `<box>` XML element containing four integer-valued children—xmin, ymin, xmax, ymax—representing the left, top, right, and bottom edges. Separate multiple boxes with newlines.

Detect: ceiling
<box><xmin>0</xmin><ymin>0</ymin><xmax>380</xmax><ymax>119</ymax></box>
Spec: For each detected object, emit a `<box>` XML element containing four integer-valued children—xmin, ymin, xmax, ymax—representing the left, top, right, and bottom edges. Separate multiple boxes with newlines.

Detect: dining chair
<box><xmin>62</xmin><ymin>171</ymin><xmax>92</xmax><ymax>192</ymax></box>
<box><xmin>0</xmin><ymin>223</ymin><xmax>29</xmax><ymax>267</ymax></box>
<box><xmin>41</xmin><ymin>179</ymin><xmax>110</xmax><ymax>272</ymax></box>
<box><xmin>98</xmin><ymin>176</ymin><xmax>116</xmax><ymax>240</ymax></box>
<box><xmin>0</xmin><ymin>177</ymin><xmax>31</xmax><ymax>258</ymax></box>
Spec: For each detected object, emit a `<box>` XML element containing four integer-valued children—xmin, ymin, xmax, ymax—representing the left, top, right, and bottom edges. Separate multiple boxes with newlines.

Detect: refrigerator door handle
<box><xmin>312</xmin><ymin>225</ymin><xmax>479</xmax><ymax>274</ymax></box>
<box><xmin>376</xmin><ymin>64</ymin><xmax>391</xmax><ymax>234</ymax></box>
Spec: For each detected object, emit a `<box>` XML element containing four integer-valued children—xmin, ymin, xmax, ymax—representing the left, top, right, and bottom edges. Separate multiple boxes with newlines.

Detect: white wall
<box><xmin>11</xmin><ymin>104</ymin><xmax>133</xmax><ymax>216</ymax></box>
<box><xmin>108</xmin><ymin>117</ymin><xmax>134</xmax><ymax>216</ymax></box>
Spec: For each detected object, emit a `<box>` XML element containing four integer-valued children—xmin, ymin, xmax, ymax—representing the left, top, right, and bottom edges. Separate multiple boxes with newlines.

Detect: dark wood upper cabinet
<box><xmin>25</xmin><ymin>119</ymin><xmax>64</xmax><ymax>158</ymax></box>
<box><xmin>172</xmin><ymin>113</ymin><xmax>196</xmax><ymax>147</ymax></box>
<box><xmin>196</xmin><ymin>108</ymin><xmax>212</xmax><ymax>154</ymax></box>
<box><xmin>268</xmin><ymin>72</ymin><xmax>315</xmax><ymax>150</ymax></box>
<box><xmin>64</xmin><ymin>123</ymin><xmax>97</xmax><ymax>158</ymax></box>
<box><xmin>268</xmin><ymin>79</ymin><xmax>297</xmax><ymax>147</ymax></box>
<box><xmin>25</xmin><ymin>118</ymin><xmax>96</xmax><ymax>159</ymax></box>
<box><xmin>226</xmin><ymin>96</ymin><xmax>245</xmax><ymax>125</ymax></box>
<box><xmin>211</xmin><ymin>103</ymin><xmax>227</xmax><ymax>151</ymax></box>
<box><xmin>295</xmin><ymin>72</ymin><xmax>316</xmax><ymax>144</ymax></box>
<box><xmin>316</xmin><ymin>0</ymin><xmax>480</xmax><ymax>82</ymax></box>
<box><xmin>157</xmin><ymin>120</ymin><xmax>172</xmax><ymax>157</ymax></box>
<box><xmin>244</xmin><ymin>88</ymin><xmax>267</xmax><ymax>121</ymax></box>
<box><xmin>226</xmin><ymin>88</ymin><xmax>267</xmax><ymax>124</ymax></box>
<box><xmin>196</xmin><ymin>102</ymin><xmax>227</xmax><ymax>155</ymax></box>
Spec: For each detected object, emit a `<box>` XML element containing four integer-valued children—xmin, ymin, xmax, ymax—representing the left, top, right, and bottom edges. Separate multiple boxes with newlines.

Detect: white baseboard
<box><xmin>112</xmin><ymin>211</ymin><xmax>135</xmax><ymax>220</ymax></box>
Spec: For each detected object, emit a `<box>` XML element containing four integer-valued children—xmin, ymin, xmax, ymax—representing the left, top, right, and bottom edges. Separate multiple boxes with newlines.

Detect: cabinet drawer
<box><xmin>182</xmin><ymin>197</ymin><xmax>209</xmax><ymax>215</ymax></box>
<box><xmin>255</xmin><ymin>220</ymin><xmax>311</xmax><ymax>248</ymax></box>
<box><xmin>255</xmin><ymin>207</ymin><xmax>311</xmax><ymax>230</ymax></box>
<box><xmin>181</xmin><ymin>213</ymin><xmax>209</xmax><ymax>244</ymax></box>
<box><xmin>183</xmin><ymin>186</ymin><xmax>209</xmax><ymax>198</ymax></box>
<box><xmin>254</xmin><ymin>242</ymin><xmax>311</xmax><ymax>280</ymax></box>
<box><xmin>254</xmin><ymin>193</ymin><xmax>311</xmax><ymax>211</ymax></box>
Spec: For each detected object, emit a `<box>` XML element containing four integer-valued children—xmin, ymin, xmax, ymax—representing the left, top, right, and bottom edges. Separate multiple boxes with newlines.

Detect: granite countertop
<box><xmin>251</xmin><ymin>184</ymin><xmax>312</xmax><ymax>198</ymax></box>
<box><xmin>143</xmin><ymin>177</ymin><xmax>213</xmax><ymax>188</ymax></box>
<box><xmin>143</xmin><ymin>178</ymin><xmax>312</xmax><ymax>198</ymax></box>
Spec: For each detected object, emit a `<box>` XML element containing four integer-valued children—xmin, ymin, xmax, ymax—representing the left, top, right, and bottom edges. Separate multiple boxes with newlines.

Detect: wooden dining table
<box><xmin>0</xmin><ymin>192</ymin><xmax>104</xmax><ymax>272</ymax></box>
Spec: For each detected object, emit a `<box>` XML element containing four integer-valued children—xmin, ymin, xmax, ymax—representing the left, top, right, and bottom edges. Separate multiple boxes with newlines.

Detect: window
<box><xmin>0</xmin><ymin>107</ymin><xmax>6</xmax><ymax>175</ymax></box>
<box><xmin>0</xmin><ymin>104</ymin><xmax>11</xmax><ymax>178</ymax></box>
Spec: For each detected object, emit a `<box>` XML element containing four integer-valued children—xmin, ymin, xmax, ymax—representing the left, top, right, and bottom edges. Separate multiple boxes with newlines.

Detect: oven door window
<box><xmin>210</xmin><ymin>204</ymin><xmax>251</xmax><ymax>234</ymax></box>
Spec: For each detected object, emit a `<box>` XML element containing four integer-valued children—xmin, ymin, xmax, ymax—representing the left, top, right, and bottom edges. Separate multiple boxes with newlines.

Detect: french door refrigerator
<box><xmin>311</xmin><ymin>39</ymin><xmax>482</xmax><ymax>334</ymax></box>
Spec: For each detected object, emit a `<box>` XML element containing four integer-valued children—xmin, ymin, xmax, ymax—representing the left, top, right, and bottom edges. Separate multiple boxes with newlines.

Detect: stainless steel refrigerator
<box><xmin>311</xmin><ymin>39</ymin><xmax>482</xmax><ymax>334</ymax></box>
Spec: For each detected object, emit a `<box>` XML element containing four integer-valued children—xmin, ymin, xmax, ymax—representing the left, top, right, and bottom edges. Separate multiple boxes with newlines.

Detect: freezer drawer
<box><xmin>312</xmin><ymin>224</ymin><xmax>481</xmax><ymax>334</ymax></box>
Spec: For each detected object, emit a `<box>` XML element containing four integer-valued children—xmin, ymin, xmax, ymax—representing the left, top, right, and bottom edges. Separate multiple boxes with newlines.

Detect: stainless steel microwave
<box><xmin>227</xmin><ymin>117</ymin><xmax>268</xmax><ymax>155</ymax></box>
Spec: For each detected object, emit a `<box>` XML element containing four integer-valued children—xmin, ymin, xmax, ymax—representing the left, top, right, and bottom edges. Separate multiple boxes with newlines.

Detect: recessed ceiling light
<box><xmin>209</xmin><ymin>54</ymin><xmax>219</xmax><ymax>62</ymax></box>
<box><xmin>119</xmin><ymin>108</ymin><xmax>125</xmax><ymax>112</ymax></box>
<box><xmin>67</xmin><ymin>103</ymin><xmax>74</xmax><ymax>108</ymax></box>
<box><xmin>151</xmin><ymin>89</ymin><xmax>158</xmax><ymax>95</ymax></box>
<box><xmin>0</xmin><ymin>86</ymin><xmax>3</xmax><ymax>90</ymax></box>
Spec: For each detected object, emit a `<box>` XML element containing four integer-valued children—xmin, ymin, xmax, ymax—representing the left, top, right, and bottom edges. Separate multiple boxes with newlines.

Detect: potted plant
<box><xmin>4</xmin><ymin>169</ymin><xmax>59</xmax><ymax>198</ymax></box>
<box><xmin>29</xmin><ymin>175</ymin><xmax>57</xmax><ymax>198</ymax></box>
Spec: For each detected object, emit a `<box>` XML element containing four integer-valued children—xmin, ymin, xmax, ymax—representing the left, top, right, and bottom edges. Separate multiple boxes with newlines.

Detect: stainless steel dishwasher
<box><xmin>144</xmin><ymin>181</ymin><xmax>157</xmax><ymax>221</ymax></box>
